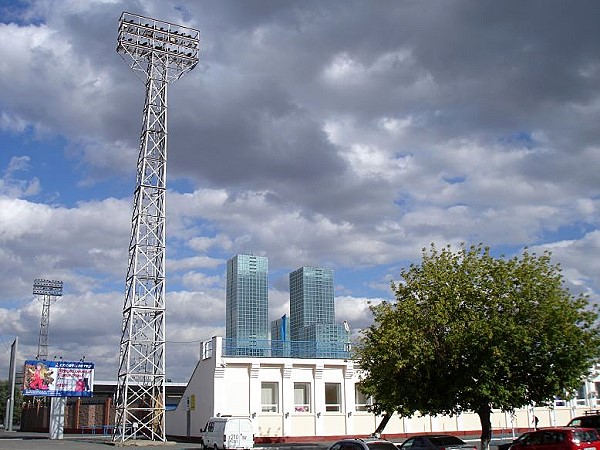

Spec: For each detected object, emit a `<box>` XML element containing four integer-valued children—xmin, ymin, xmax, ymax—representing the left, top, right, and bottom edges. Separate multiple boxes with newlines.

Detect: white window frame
<box><xmin>355</xmin><ymin>385</ymin><xmax>372</xmax><ymax>412</ymax></box>
<box><xmin>294</xmin><ymin>382</ymin><xmax>311</xmax><ymax>413</ymax></box>
<box><xmin>261</xmin><ymin>381</ymin><xmax>279</xmax><ymax>413</ymax></box>
<box><xmin>325</xmin><ymin>382</ymin><xmax>341</xmax><ymax>412</ymax></box>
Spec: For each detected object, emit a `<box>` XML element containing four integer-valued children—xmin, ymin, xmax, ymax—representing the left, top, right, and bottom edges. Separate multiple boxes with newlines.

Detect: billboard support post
<box><xmin>49</xmin><ymin>396</ymin><xmax>66</xmax><ymax>439</ymax></box>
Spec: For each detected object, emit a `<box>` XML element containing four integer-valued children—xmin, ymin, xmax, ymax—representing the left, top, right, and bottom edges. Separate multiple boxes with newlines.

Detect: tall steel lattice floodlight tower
<box><xmin>33</xmin><ymin>279</ymin><xmax>63</xmax><ymax>361</ymax></box>
<box><xmin>114</xmin><ymin>12</ymin><xmax>199</xmax><ymax>442</ymax></box>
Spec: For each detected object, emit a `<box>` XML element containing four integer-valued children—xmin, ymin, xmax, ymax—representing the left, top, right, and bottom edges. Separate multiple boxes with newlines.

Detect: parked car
<box><xmin>509</xmin><ymin>427</ymin><xmax>600</xmax><ymax>450</ymax></box>
<box><xmin>497</xmin><ymin>432</ymin><xmax>531</xmax><ymax>450</ymax></box>
<box><xmin>328</xmin><ymin>437</ymin><xmax>399</xmax><ymax>450</ymax></box>
<box><xmin>397</xmin><ymin>435</ymin><xmax>477</xmax><ymax>450</ymax></box>
<box><xmin>567</xmin><ymin>412</ymin><xmax>600</xmax><ymax>432</ymax></box>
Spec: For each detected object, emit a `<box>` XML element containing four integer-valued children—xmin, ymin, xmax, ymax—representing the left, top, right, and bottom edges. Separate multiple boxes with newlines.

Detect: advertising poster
<box><xmin>22</xmin><ymin>360</ymin><xmax>94</xmax><ymax>397</ymax></box>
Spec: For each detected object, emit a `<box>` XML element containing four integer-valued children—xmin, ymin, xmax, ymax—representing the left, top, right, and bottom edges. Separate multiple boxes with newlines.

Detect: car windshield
<box><xmin>573</xmin><ymin>430</ymin><xmax>599</xmax><ymax>443</ymax></box>
<box><xmin>429</xmin><ymin>437</ymin><xmax>466</xmax><ymax>446</ymax></box>
<box><xmin>367</xmin><ymin>443</ymin><xmax>399</xmax><ymax>450</ymax></box>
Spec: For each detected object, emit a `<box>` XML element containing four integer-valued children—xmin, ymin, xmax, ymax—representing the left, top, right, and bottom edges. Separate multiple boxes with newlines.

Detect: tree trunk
<box><xmin>477</xmin><ymin>404</ymin><xmax>492</xmax><ymax>450</ymax></box>
<box><xmin>373</xmin><ymin>413</ymin><xmax>392</xmax><ymax>437</ymax></box>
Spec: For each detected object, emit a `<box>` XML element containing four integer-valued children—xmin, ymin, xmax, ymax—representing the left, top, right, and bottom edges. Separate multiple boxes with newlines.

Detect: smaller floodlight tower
<box><xmin>114</xmin><ymin>12</ymin><xmax>199</xmax><ymax>443</ymax></box>
<box><xmin>33</xmin><ymin>279</ymin><xmax>63</xmax><ymax>361</ymax></box>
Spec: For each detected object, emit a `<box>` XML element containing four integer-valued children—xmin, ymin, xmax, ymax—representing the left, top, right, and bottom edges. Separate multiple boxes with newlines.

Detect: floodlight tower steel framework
<box><xmin>114</xmin><ymin>12</ymin><xmax>199</xmax><ymax>443</ymax></box>
<box><xmin>33</xmin><ymin>279</ymin><xmax>63</xmax><ymax>361</ymax></box>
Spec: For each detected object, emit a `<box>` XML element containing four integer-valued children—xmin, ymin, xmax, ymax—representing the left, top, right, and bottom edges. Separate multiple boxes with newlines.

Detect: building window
<box><xmin>575</xmin><ymin>385</ymin><xmax>587</xmax><ymax>406</ymax></box>
<box><xmin>261</xmin><ymin>382</ymin><xmax>278</xmax><ymax>413</ymax></box>
<box><xmin>294</xmin><ymin>382</ymin><xmax>311</xmax><ymax>412</ymax></box>
<box><xmin>325</xmin><ymin>383</ymin><xmax>341</xmax><ymax>412</ymax></box>
<box><xmin>554</xmin><ymin>396</ymin><xmax>566</xmax><ymax>407</ymax></box>
<box><xmin>355</xmin><ymin>386</ymin><xmax>372</xmax><ymax>412</ymax></box>
<box><xmin>594</xmin><ymin>382</ymin><xmax>600</xmax><ymax>407</ymax></box>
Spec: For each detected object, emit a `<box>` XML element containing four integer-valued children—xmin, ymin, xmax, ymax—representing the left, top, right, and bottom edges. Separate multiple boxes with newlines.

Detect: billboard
<box><xmin>22</xmin><ymin>360</ymin><xmax>94</xmax><ymax>397</ymax></box>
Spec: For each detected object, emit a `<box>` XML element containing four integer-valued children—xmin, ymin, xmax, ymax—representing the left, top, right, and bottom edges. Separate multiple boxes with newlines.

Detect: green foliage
<box><xmin>0</xmin><ymin>379</ymin><xmax>22</xmax><ymax>425</ymax></box>
<box><xmin>355</xmin><ymin>243</ymin><xmax>600</xmax><ymax>420</ymax></box>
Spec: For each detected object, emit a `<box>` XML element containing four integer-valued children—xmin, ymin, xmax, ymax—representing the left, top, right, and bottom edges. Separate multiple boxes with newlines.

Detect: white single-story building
<box><xmin>166</xmin><ymin>336</ymin><xmax>600</xmax><ymax>443</ymax></box>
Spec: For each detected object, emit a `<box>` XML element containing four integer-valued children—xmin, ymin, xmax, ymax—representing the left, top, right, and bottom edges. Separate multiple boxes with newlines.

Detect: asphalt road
<box><xmin>0</xmin><ymin>430</ymin><xmax>508</xmax><ymax>450</ymax></box>
<box><xmin>0</xmin><ymin>430</ymin><xmax>330</xmax><ymax>450</ymax></box>
<box><xmin>0</xmin><ymin>430</ymin><xmax>200</xmax><ymax>450</ymax></box>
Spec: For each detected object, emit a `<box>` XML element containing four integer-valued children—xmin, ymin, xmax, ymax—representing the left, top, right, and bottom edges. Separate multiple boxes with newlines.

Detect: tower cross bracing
<box><xmin>113</xmin><ymin>11</ymin><xmax>199</xmax><ymax>443</ymax></box>
<box><xmin>33</xmin><ymin>279</ymin><xmax>63</xmax><ymax>361</ymax></box>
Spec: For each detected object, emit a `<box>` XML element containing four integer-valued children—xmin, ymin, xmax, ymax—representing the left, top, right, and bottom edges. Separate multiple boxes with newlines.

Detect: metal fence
<box><xmin>222</xmin><ymin>338</ymin><xmax>351</xmax><ymax>359</ymax></box>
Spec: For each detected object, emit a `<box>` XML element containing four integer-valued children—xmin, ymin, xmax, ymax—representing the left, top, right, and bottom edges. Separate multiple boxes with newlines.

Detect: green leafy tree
<box><xmin>355</xmin><ymin>244</ymin><xmax>600</xmax><ymax>450</ymax></box>
<box><xmin>0</xmin><ymin>379</ymin><xmax>22</xmax><ymax>427</ymax></box>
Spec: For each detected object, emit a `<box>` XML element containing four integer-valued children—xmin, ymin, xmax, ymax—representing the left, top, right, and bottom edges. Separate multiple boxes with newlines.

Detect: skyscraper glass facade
<box><xmin>294</xmin><ymin>323</ymin><xmax>349</xmax><ymax>358</ymax></box>
<box><xmin>270</xmin><ymin>315</ymin><xmax>290</xmax><ymax>357</ymax></box>
<box><xmin>226</xmin><ymin>254</ymin><xmax>269</xmax><ymax>355</ymax></box>
<box><xmin>289</xmin><ymin>267</ymin><xmax>335</xmax><ymax>341</ymax></box>
<box><xmin>289</xmin><ymin>267</ymin><xmax>347</xmax><ymax>357</ymax></box>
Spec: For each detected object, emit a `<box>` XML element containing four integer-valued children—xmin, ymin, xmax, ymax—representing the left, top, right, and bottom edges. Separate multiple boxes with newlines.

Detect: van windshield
<box><xmin>569</xmin><ymin>418</ymin><xmax>599</xmax><ymax>429</ymax></box>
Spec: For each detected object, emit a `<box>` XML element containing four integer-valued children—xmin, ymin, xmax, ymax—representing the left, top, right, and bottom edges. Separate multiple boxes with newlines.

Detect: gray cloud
<box><xmin>0</xmin><ymin>0</ymin><xmax>599</xmax><ymax>381</ymax></box>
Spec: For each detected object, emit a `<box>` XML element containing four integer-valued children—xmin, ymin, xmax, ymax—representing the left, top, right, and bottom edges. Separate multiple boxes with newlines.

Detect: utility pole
<box><xmin>113</xmin><ymin>12</ymin><xmax>199</xmax><ymax>442</ymax></box>
<box><xmin>5</xmin><ymin>337</ymin><xmax>18</xmax><ymax>432</ymax></box>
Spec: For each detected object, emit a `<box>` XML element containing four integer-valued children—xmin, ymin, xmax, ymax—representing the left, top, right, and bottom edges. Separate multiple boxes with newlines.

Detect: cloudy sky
<box><xmin>0</xmin><ymin>0</ymin><xmax>599</xmax><ymax>382</ymax></box>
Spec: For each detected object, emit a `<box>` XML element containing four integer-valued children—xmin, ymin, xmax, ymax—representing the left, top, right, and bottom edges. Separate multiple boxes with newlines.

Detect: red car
<box><xmin>510</xmin><ymin>427</ymin><xmax>600</xmax><ymax>450</ymax></box>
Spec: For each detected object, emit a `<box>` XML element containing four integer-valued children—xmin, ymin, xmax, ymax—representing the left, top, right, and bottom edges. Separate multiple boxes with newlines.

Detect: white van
<box><xmin>200</xmin><ymin>416</ymin><xmax>254</xmax><ymax>450</ymax></box>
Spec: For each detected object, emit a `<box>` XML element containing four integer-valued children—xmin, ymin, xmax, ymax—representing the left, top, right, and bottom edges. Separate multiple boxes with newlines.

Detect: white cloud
<box><xmin>322</xmin><ymin>53</ymin><xmax>366</xmax><ymax>84</ymax></box>
<box><xmin>0</xmin><ymin>113</ymin><xmax>28</xmax><ymax>132</ymax></box>
<box><xmin>170</xmin><ymin>257</ymin><xmax>224</xmax><ymax>273</ymax></box>
<box><xmin>0</xmin><ymin>196</ymin><xmax>51</xmax><ymax>240</ymax></box>
<box><xmin>0</xmin><ymin>0</ymin><xmax>599</xmax><ymax>383</ymax></box>
<box><xmin>0</xmin><ymin>157</ymin><xmax>41</xmax><ymax>198</ymax></box>
<box><xmin>532</xmin><ymin>231</ymin><xmax>600</xmax><ymax>293</ymax></box>
<box><xmin>378</xmin><ymin>116</ymin><xmax>413</xmax><ymax>136</ymax></box>
<box><xmin>335</xmin><ymin>295</ymin><xmax>385</xmax><ymax>331</ymax></box>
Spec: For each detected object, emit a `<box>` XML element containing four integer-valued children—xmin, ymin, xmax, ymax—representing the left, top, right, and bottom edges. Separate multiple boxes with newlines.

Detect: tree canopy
<box><xmin>0</xmin><ymin>379</ymin><xmax>22</xmax><ymax>427</ymax></box>
<box><xmin>355</xmin><ymin>244</ymin><xmax>600</xmax><ymax>449</ymax></box>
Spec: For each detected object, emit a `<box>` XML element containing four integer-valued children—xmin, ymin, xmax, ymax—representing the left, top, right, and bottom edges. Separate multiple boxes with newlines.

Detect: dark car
<box><xmin>510</xmin><ymin>427</ymin><xmax>600</xmax><ymax>450</ymax></box>
<box><xmin>567</xmin><ymin>412</ymin><xmax>600</xmax><ymax>432</ymax></box>
<box><xmin>397</xmin><ymin>435</ymin><xmax>477</xmax><ymax>450</ymax></box>
<box><xmin>497</xmin><ymin>432</ymin><xmax>531</xmax><ymax>450</ymax></box>
<box><xmin>329</xmin><ymin>437</ymin><xmax>399</xmax><ymax>450</ymax></box>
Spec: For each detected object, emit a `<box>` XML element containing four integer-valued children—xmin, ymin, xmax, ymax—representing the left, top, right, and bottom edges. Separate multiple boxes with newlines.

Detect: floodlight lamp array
<box><xmin>117</xmin><ymin>11</ymin><xmax>200</xmax><ymax>82</ymax></box>
<box><xmin>33</xmin><ymin>279</ymin><xmax>63</xmax><ymax>296</ymax></box>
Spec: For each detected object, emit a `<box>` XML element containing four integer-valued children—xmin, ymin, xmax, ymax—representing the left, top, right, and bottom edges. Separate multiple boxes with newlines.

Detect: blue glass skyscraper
<box><xmin>289</xmin><ymin>267</ymin><xmax>348</xmax><ymax>358</ymax></box>
<box><xmin>226</xmin><ymin>254</ymin><xmax>269</xmax><ymax>355</ymax></box>
<box><xmin>270</xmin><ymin>314</ymin><xmax>290</xmax><ymax>357</ymax></box>
<box><xmin>289</xmin><ymin>267</ymin><xmax>335</xmax><ymax>340</ymax></box>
